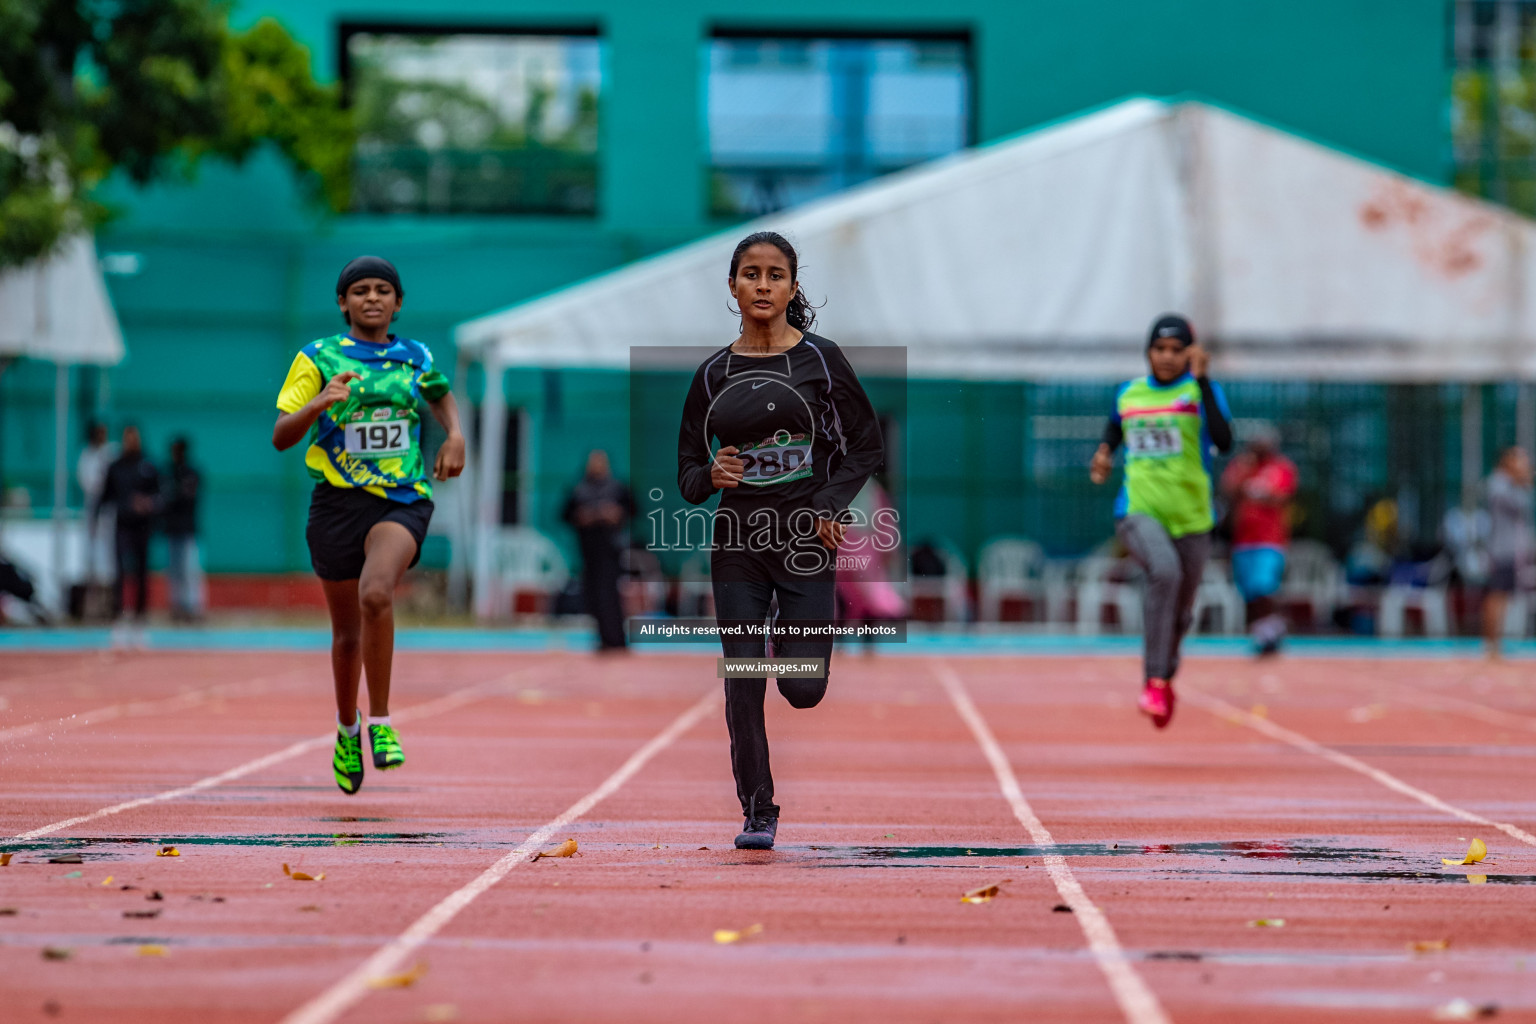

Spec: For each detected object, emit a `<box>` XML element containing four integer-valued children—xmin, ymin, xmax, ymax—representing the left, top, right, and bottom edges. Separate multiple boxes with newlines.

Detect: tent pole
<box><xmin>51</xmin><ymin>360</ymin><xmax>69</xmax><ymax>612</ymax></box>
<box><xmin>1462</xmin><ymin>382</ymin><xmax>1483</xmax><ymax>508</ymax></box>
<box><xmin>445</xmin><ymin>350</ymin><xmax>473</xmax><ymax>613</ymax></box>
<box><xmin>472</xmin><ymin>356</ymin><xmax>508</xmax><ymax>621</ymax></box>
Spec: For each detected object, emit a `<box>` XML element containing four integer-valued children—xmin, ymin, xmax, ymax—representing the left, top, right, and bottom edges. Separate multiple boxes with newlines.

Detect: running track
<box><xmin>2</xmin><ymin>647</ymin><xmax>1535</xmax><ymax>1022</ymax></box>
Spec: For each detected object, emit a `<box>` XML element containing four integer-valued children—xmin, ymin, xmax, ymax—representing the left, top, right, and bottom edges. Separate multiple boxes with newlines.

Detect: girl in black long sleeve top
<box><xmin>676</xmin><ymin>231</ymin><xmax>884</xmax><ymax>850</ymax></box>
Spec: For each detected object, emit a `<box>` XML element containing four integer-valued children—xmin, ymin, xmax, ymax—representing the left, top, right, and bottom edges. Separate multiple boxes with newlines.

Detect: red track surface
<box><xmin>2</xmin><ymin>650</ymin><xmax>1535</xmax><ymax>1023</ymax></box>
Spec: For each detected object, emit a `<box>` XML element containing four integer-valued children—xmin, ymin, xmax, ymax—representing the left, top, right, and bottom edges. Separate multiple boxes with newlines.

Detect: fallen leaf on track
<box><xmin>1410</xmin><ymin>939</ymin><xmax>1451</xmax><ymax>952</ymax></box>
<box><xmin>49</xmin><ymin>853</ymin><xmax>83</xmax><ymax>864</ymax></box>
<box><xmin>282</xmin><ymin>863</ymin><xmax>324</xmax><ymax>881</ymax></box>
<box><xmin>41</xmin><ymin>947</ymin><xmax>72</xmax><ymax>961</ymax></box>
<box><xmin>368</xmin><ymin>960</ymin><xmax>428</xmax><ymax>988</ymax></box>
<box><xmin>1443</xmin><ymin>838</ymin><xmax>1488</xmax><ymax>866</ymax></box>
<box><xmin>123</xmin><ymin>910</ymin><xmax>160</xmax><ymax>919</ymax></box>
<box><xmin>961</xmin><ymin>881</ymin><xmax>1009</xmax><ymax>904</ymax></box>
<box><xmin>0</xmin><ymin>907</ymin><xmax>17</xmax><ymax>916</ymax></box>
<box><xmin>531</xmin><ymin>839</ymin><xmax>579</xmax><ymax>862</ymax></box>
<box><xmin>100</xmin><ymin>876</ymin><xmax>113</xmax><ymax>887</ymax></box>
<box><xmin>1</xmin><ymin>853</ymin><xmax>12</xmax><ymax>866</ymax></box>
<box><xmin>137</xmin><ymin>945</ymin><xmax>167</xmax><ymax>957</ymax></box>
<box><xmin>1432</xmin><ymin>997</ymin><xmax>1500</xmax><ymax>1020</ymax></box>
<box><xmin>714</xmin><ymin>923</ymin><xmax>764</xmax><ymax>944</ymax></box>
<box><xmin>1249</xmin><ymin>704</ymin><xmax>1269</xmax><ymax>718</ymax></box>
<box><xmin>298</xmin><ymin>905</ymin><xmax>322</xmax><ymax>912</ymax></box>
<box><xmin>1051</xmin><ymin>903</ymin><xmax>1073</xmax><ymax>913</ymax></box>
<box><xmin>61</xmin><ymin>871</ymin><xmax>82</xmax><ymax>879</ymax></box>
<box><xmin>1248</xmin><ymin>918</ymin><xmax>1286</xmax><ymax>928</ymax></box>
<box><xmin>155</xmin><ymin>847</ymin><xmax>179</xmax><ymax>858</ymax></box>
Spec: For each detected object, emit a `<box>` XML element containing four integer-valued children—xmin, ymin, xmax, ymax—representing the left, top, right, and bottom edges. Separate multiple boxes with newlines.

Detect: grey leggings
<box><xmin>1116</xmin><ymin>515</ymin><xmax>1211</xmax><ymax>681</ymax></box>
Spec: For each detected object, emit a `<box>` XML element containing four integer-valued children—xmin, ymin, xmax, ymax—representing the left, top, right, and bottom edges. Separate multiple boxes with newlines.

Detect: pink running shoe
<box><xmin>1137</xmin><ymin>679</ymin><xmax>1175</xmax><ymax>729</ymax></box>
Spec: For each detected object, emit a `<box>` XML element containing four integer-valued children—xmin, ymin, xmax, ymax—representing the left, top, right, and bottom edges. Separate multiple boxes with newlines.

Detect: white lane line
<box><xmin>279</xmin><ymin>688</ymin><xmax>719</xmax><ymax>1024</ymax></box>
<box><xmin>1414</xmin><ymin>692</ymin><xmax>1536</xmax><ymax>735</ymax></box>
<box><xmin>9</xmin><ymin>663</ymin><xmax>555</xmax><ymax>841</ymax></box>
<box><xmin>0</xmin><ymin>669</ymin><xmax>310</xmax><ymax>744</ymax></box>
<box><xmin>933</xmin><ymin>661</ymin><xmax>1171</xmax><ymax>1024</ymax></box>
<box><xmin>1184</xmin><ymin>688</ymin><xmax>1536</xmax><ymax>847</ymax></box>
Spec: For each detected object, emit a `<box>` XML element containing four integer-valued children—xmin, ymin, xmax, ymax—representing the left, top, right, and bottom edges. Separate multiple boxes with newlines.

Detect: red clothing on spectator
<box><xmin>1222</xmin><ymin>453</ymin><xmax>1298</xmax><ymax>549</ymax></box>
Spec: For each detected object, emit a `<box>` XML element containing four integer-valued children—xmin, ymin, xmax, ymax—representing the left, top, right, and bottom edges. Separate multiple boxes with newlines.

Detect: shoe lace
<box><xmin>371</xmin><ymin>724</ymin><xmax>400</xmax><ymax>752</ymax></box>
<box><xmin>744</xmin><ymin>792</ymin><xmax>772</xmax><ymax>833</ymax></box>
<box><xmin>337</xmin><ymin>731</ymin><xmax>362</xmax><ymax>771</ymax></box>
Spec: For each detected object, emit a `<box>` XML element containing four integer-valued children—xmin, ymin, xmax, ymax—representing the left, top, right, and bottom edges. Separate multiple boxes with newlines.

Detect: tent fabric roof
<box><xmin>0</xmin><ymin>235</ymin><xmax>125</xmax><ymax>366</ymax></box>
<box><xmin>456</xmin><ymin>98</ymin><xmax>1536</xmax><ymax>382</ymax></box>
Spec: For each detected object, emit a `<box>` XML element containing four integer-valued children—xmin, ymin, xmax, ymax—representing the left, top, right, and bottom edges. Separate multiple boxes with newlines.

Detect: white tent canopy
<box><xmin>0</xmin><ymin>235</ymin><xmax>125</xmax><ymax>365</ymax></box>
<box><xmin>457</xmin><ymin>97</ymin><xmax>1536</xmax><ymax>382</ymax></box>
<box><xmin>0</xmin><ymin>235</ymin><xmax>126</xmax><ymax>617</ymax></box>
<box><xmin>453</xmin><ymin>96</ymin><xmax>1536</xmax><ymax>617</ymax></box>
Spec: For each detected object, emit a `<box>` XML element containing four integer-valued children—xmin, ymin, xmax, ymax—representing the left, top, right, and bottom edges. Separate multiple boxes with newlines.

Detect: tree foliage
<box><xmin>0</xmin><ymin>0</ymin><xmax>352</xmax><ymax>268</ymax></box>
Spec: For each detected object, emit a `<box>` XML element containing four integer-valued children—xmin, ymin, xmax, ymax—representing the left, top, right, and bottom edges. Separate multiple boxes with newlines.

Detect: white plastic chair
<box><xmin>619</xmin><ymin>545</ymin><xmax>668</xmax><ymax>617</ymax></box>
<box><xmin>909</xmin><ymin>542</ymin><xmax>971</xmax><ymax>622</ymax></box>
<box><xmin>675</xmin><ymin>551</ymin><xmax>714</xmax><ymax>618</ymax></box>
<box><xmin>1191</xmin><ymin>559</ymin><xmax>1245</xmax><ymax>634</ymax></box>
<box><xmin>1075</xmin><ymin>556</ymin><xmax>1144</xmax><ymax>635</ymax></box>
<box><xmin>1278</xmin><ymin>539</ymin><xmax>1345</xmax><ymax>629</ymax></box>
<box><xmin>1378</xmin><ymin>557</ymin><xmax>1451</xmax><ymax>638</ymax></box>
<box><xmin>977</xmin><ymin>537</ymin><xmax>1046</xmax><ymax>622</ymax></box>
<box><xmin>491</xmin><ymin>526</ymin><xmax>569</xmax><ymax>618</ymax></box>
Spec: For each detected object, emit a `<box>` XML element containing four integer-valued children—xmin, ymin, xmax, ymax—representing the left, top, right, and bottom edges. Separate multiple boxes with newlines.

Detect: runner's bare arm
<box><xmin>272</xmin><ymin>371</ymin><xmax>362</xmax><ymax>451</ymax></box>
<box><xmin>427</xmin><ymin>392</ymin><xmax>467</xmax><ymax>481</ymax></box>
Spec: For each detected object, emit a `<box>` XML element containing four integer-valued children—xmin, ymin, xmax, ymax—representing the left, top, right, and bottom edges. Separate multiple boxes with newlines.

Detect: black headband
<box><xmin>336</xmin><ymin>256</ymin><xmax>403</xmax><ymax>297</ymax></box>
<box><xmin>1147</xmin><ymin>313</ymin><xmax>1194</xmax><ymax>349</ymax></box>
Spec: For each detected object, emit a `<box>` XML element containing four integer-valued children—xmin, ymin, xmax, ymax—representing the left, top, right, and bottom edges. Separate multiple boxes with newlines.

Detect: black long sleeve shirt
<box><xmin>677</xmin><ymin>334</ymin><xmax>884</xmax><ymax>529</ymax></box>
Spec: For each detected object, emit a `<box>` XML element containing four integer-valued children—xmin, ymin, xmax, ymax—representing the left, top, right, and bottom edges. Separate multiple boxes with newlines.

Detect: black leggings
<box><xmin>115</xmin><ymin>524</ymin><xmax>152</xmax><ymax>618</ymax></box>
<box><xmin>713</xmin><ymin>548</ymin><xmax>835</xmax><ymax>819</ymax></box>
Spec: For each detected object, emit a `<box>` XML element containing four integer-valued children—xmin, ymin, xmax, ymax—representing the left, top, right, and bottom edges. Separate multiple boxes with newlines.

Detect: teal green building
<box><xmin>0</xmin><ymin>1</ymin><xmax>1461</xmax><ymax>576</ymax></box>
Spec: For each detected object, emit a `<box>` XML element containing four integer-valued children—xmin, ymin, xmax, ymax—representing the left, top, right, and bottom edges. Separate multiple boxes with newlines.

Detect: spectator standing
<box><xmin>1220</xmin><ymin>423</ymin><xmax>1298</xmax><ymax>656</ymax></box>
<box><xmin>561</xmin><ymin>450</ymin><xmax>635</xmax><ymax>652</ymax></box>
<box><xmin>1483</xmin><ymin>446</ymin><xmax>1534</xmax><ymax>659</ymax></box>
<box><xmin>164</xmin><ymin>436</ymin><xmax>205</xmax><ymax>621</ymax></box>
<box><xmin>76</xmin><ymin>420</ymin><xmax>117</xmax><ymax>585</ymax></box>
<box><xmin>100</xmin><ymin>425</ymin><xmax>159</xmax><ymax>620</ymax></box>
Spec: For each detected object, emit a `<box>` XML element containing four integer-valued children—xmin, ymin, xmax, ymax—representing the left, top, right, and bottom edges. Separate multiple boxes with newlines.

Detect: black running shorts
<box><xmin>305</xmin><ymin>484</ymin><xmax>434</xmax><ymax>582</ymax></box>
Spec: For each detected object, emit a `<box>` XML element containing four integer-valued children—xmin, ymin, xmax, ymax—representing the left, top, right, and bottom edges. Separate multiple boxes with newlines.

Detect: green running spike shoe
<box><xmin>333</xmin><ymin>724</ymin><xmax>364</xmax><ymax>795</ymax></box>
<box><xmin>368</xmin><ymin>722</ymin><xmax>405</xmax><ymax>770</ymax></box>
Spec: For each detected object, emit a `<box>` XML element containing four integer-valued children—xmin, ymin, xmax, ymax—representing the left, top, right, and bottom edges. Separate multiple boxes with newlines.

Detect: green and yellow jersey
<box><xmin>1109</xmin><ymin>373</ymin><xmax>1231</xmax><ymax>537</ymax></box>
<box><xmin>276</xmin><ymin>334</ymin><xmax>449</xmax><ymax>503</ymax></box>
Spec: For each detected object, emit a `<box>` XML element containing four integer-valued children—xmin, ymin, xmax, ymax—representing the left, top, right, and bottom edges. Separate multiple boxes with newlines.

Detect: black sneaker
<box><xmin>735</xmin><ymin>815</ymin><xmax>778</xmax><ymax>850</ymax></box>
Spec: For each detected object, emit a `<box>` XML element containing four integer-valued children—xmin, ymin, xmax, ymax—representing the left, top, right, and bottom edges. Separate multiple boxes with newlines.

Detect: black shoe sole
<box><xmin>734</xmin><ymin>835</ymin><xmax>775</xmax><ymax>850</ymax></box>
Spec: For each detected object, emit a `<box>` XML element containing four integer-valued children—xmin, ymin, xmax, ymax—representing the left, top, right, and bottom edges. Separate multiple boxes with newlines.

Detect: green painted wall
<box><xmin>0</xmin><ymin>0</ymin><xmax>1450</xmax><ymax>574</ymax></box>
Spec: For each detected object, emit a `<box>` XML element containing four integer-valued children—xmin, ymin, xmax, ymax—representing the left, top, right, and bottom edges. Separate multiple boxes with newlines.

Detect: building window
<box><xmin>1450</xmin><ymin>0</ymin><xmax>1536</xmax><ymax>213</ymax></box>
<box><xmin>705</xmin><ymin>33</ymin><xmax>971</xmax><ymax>217</ymax></box>
<box><xmin>343</xmin><ymin>27</ymin><xmax>600</xmax><ymax>215</ymax></box>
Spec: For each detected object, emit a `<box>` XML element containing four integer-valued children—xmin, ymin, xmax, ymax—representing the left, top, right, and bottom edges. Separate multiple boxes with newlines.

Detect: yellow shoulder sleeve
<box><xmin>276</xmin><ymin>352</ymin><xmax>321</xmax><ymax>413</ymax></box>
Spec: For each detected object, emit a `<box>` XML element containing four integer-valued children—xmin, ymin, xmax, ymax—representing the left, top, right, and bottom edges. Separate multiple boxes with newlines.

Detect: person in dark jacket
<box><xmin>562</xmin><ymin>449</ymin><xmax>635</xmax><ymax>651</ymax></box>
<box><xmin>100</xmin><ymin>425</ymin><xmax>160</xmax><ymax>619</ymax></box>
<box><xmin>164</xmin><ymin>436</ymin><xmax>204</xmax><ymax>621</ymax></box>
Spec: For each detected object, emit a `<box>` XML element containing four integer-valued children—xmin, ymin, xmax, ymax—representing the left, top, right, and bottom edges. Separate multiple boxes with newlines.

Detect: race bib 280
<box><xmin>736</xmin><ymin>431</ymin><xmax>813</xmax><ymax>485</ymax></box>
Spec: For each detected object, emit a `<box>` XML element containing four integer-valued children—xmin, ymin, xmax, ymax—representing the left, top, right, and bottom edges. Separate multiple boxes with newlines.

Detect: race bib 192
<box><xmin>344</xmin><ymin>418</ymin><xmax>411</xmax><ymax>458</ymax></box>
<box><xmin>736</xmin><ymin>431</ymin><xmax>813</xmax><ymax>485</ymax></box>
<box><xmin>1124</xmin><ymin>423</ymin><xmax>1184</xmax><ymax>458</ymax></box>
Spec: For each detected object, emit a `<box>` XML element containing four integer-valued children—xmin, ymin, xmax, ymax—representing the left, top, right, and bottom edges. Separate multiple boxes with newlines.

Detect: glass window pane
<box><xmin>706</xmin><ymin>35</ymin><xmax>971</xmax><ymax>218</ymax></box>
<box><xmin>347</xmin><ymin>32</ymin><xmax>601</xmax><ymax>215</ymax></box>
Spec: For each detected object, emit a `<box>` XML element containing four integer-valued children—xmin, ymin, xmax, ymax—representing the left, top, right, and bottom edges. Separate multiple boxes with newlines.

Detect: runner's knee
<box><xmin>779</xmin><ymin>677</ymin><xmax>827</xmax><ymax>709</ymax></box>
<box><xmin>358</xmin><ymin>581</ymin><xmax>393</xmax><ymax>618</ymax></box>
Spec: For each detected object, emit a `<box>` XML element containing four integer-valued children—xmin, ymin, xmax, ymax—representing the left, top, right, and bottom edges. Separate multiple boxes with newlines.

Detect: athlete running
<box><xmin>1090</xmin><ymin>314</ymin><xmax>1232</xmax><ymax>728</ymax></box>
<box><xmin>677</xmin><ymin>231</ymin><xmax>884</xmax><ymax>850</ymax></box>
<box><xmin>272</xmin><ymin>256</ymin><xmax>467</xmax><ymax>793</ymax></box>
